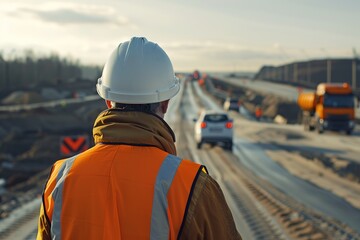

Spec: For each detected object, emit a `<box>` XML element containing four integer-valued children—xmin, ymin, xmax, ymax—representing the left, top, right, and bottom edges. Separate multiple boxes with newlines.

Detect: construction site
<box><xmin>1</xmin><ymin>70</ymin><xmax>360</xmax><ymax>239</ymax></box>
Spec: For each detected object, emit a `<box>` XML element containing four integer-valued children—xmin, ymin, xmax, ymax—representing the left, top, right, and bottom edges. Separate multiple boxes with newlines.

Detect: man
<box><xmin>37</xmin><ymin>37</ymin><xmax>241</xmax><ymax>240</ymax></box>
<box><xmin>255</xmin><ymin>105</ymin><xmax>263</xmax><ymax>121</ymax></box>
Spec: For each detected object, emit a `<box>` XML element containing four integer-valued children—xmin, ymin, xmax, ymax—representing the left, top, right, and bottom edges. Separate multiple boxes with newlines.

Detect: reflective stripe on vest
<box><xmin>51</xmin><ymin>155</ymin><xmax>77</xmax><ymax>239</ymax></box>
<box><xmin>150</xmin><ymin>154</ymin><xmax>181</xmax><ymax>240</ymax></box>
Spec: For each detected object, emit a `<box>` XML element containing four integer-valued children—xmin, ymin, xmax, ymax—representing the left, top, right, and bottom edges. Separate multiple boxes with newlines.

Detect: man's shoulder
<box><xmin>180</xmin><ymin>171</ymin><xmax>242</xmax><ymax>239</ymax></box>
<box><xmin>194</xmin><ymin>171</ymin><xmax>221</xmax><ymax>195</ymax></box>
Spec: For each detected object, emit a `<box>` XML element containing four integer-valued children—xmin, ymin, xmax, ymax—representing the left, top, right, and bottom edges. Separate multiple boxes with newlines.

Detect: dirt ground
<box><xmin>0</xmin><ymin>96</ymin><xmax>104</xmax><ymax>218</ymax></box>
<box><xmin>267</xmin><ymin>150</ymin><xmax>360</xmax><ymax>209</ymax></box>
<box><xmin>250</xmin><ymin>126</ymin><xmax>360</xmax><ymax>210</ymax></box>
<box><xmin>209</xmin><ymin>77</ymin><xmax>302</xmax><ymax>124</ymax></box>
<box><xmin>1</xmin><ymin>77</ymin><xmax>359</xmax><ymax>220</ymax></box>
<box><xmin>244</xmin><ymin>125</ymin><xmax>360</xmax><ymax>210</ymax></box>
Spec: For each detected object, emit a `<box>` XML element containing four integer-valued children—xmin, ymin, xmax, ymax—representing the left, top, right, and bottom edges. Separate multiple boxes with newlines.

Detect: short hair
<box><xmin>113</xmin><ymin>102</ymin><xmax>160</xmax><ymax>114</ymax></box>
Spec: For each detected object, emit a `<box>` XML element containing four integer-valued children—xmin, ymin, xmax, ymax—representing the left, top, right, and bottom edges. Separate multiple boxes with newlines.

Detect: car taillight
<box><xmin>225</xmin><ymin>122</ymin><xmax>233</xmax><ymax>128</ymax></box>
<box><xmin>201</xmin><ymin>122</ymin><xmax>207</xmax><ymax>128</ymax></box>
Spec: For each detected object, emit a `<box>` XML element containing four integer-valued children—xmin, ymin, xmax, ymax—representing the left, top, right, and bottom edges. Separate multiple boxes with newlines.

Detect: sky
<box><xmin>1</xmin><ymin>0</ymin><xmax>359</xmax><ymax>72</ymax></box>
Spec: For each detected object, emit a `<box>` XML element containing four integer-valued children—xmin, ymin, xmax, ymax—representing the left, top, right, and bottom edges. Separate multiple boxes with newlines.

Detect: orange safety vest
<box><xmin>42</xmin><ymin>144</ymin><xmax>203</xmax><ymax>239</ymax></box>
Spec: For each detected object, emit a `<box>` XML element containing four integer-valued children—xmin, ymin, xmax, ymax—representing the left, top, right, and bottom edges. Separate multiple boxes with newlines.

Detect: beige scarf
<box><xmin>93</xmin><ymin>109</ymin><xmax>177</xmax><ymax>155</ymax></box>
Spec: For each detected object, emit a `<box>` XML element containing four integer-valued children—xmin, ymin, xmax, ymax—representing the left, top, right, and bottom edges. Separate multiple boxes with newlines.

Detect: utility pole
<box><xmin>0</xmin><ymin>58</ymin><xmax>4</xmax><ymax>89</ymax></box>
<box><xmin>353</xmin><ymin>48</ymin><xmax>358</xmax><ymax>89</ymax></box>
<box><xmin>5</xmin><ymin>61</ymin><xmax>9</xmax><ymax>89</ymax></box>
<box><xmin>327</xmin><ymin>59</ymin><xmax>332</xmax><ymax>83</ymax></box>
<box><xmin>307</xmin><ymin>61</ymin><xmax>311</xmax><ymax>84</ymax></box>
<box><xmin>352</xmin><ymin>60</ymin><xmax>357</xmax><ymax>89</ymax></box>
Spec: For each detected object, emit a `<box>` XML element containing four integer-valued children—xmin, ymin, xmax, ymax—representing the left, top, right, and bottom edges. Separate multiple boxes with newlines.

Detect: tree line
<box><xmin>0</xmin><ymin>50</ymin><xmax>100</xmax><ymax>91</ymax></box>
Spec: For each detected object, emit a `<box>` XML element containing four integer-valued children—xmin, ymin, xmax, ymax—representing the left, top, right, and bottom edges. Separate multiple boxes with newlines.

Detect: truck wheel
<box><xmin>317</xmin><ymin>126</ymin><xmax>324</xmax><ymax>134</ymax></box>
<box><xmin>346</xmin><ymin>130</ymin><xmax>352</xmax><ymax>135</ymax></box>
<box><xmin>197</xmin><ymin>141</ymin><xmax>202</xmax><ymax>149</ymax></box>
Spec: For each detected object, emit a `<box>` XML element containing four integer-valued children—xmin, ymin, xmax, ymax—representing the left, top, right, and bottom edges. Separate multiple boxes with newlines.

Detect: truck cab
<box><xmin>298</xmin><ymin>83</ymin><xmax>355</xmax><ymax>134</ymax></box>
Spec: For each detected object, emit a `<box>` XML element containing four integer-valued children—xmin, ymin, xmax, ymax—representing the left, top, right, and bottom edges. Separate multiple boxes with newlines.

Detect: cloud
<box><xmin>204</xmin><ymin>49</ymin><xmax>284</xmax><ymax>60</ymax></box>
<box><xmin>166</xmin><ymin>41</ymin><xmax>283</xmax><ymax>60</ymax></box>
<box><xmin>165</xmin><ymin>42</ymin><xmax>216</xmax><ymax>50</ymax></box>
<box><xmin>15</xmin><ymin>6</ymin><xmax>129</xmax><ymax>26</ymax></box>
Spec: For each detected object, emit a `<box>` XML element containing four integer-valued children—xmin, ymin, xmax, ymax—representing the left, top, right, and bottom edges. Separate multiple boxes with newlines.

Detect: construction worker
<box><xmin>255</xmin><ymin>105</ymin><xmax>263</xmax><ymax>121</ymax></box>
<box><xmin>37</xmin><ymin>37</ymin><xmax>241</xmax><ymax>240</ymax></box>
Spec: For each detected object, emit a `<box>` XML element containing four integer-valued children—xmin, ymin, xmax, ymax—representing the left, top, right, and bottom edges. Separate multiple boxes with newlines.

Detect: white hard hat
<box><xmin>96</xmin><ymin>37</ymin><xmax>180</xmax><ymax>104</ymax></box>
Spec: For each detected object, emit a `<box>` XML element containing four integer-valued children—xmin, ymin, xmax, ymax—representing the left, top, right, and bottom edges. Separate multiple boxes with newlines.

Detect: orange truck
<box><xmin>297</xmin><ymin>83</ymin><xmax>355</xmax><ymax>134</ymax></box>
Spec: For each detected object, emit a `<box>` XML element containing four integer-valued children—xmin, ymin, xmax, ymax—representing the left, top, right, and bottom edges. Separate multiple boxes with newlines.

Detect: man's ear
<box><xmin>106</xmin><ymin>100</ymin><xmax>112</xmax><ymax>108</ymax></box>
<box><xmin>161</xmin><ymin>100</ymin><xmax>170</xmax><ymax>114</ymax></box>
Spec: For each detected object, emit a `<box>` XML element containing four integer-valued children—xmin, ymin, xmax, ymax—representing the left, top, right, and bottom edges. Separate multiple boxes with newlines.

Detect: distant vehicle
<box><xmin>194</xmin><ymin>110</ymin><xmax>233</xmax><ymax>150</ymax></box>
<box><xmin>192</xmin><ymin>70</ymin><xmax>201</xmax><ymax>81</ymax></box>
<box><xmin>223</xmin><ymin>97</ymin><xmax>240</xmax><ymax>112</ymax></box>
<box><xmin>297</xmin><ymin>83</ymin><xmax>355</xmax><ymax>134</ymax></box>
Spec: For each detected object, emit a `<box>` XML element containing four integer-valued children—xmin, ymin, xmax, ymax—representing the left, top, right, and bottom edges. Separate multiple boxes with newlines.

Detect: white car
<box><xmin>194</xmin><ymin>110</ymin><xmax>234</xmax><ymax>150</ymax></box>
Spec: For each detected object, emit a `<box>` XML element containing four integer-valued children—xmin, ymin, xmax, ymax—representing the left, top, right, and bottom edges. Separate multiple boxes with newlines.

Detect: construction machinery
<box><xmin>298</xmin><ymin>83</ymin><xmax>355</xmax><ymax>134</ymax></box>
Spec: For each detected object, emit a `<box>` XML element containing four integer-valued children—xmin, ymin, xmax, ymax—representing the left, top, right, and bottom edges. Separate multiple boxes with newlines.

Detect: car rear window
<box><xmin>204</xmin><ymin>114</ymin><xmax>228</xmax><ymax>122</ymax></box>
<box><xmin>230</xmin><ymin>99</ymin><xmax>238</xmax><ymax>104</ymax></box>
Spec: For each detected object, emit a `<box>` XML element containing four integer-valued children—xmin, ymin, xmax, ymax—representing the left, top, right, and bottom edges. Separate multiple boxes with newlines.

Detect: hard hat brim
<box><xmin>97</xmin><ymin>77</ymin><xmax>180</xmax><ymax>104</ymax></box>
